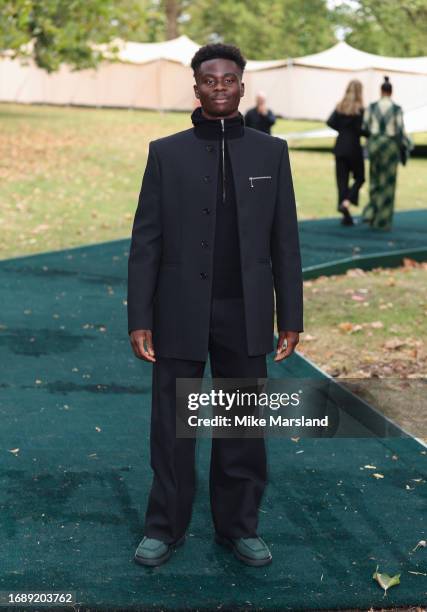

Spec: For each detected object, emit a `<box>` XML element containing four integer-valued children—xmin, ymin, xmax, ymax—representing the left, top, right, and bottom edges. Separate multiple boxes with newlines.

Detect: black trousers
<box><xmin>143</xmin><ymin>297</ymin><xmax>268</xmax><ymax>544</ymax></box>
<box><xmin>335</xmin><ymin>154</ymin><xmax>365</xmax><ymax>209</ymax></box>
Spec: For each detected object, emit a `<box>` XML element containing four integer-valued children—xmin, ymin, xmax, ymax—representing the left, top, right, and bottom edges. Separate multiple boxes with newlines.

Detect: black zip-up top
<box><xmin>191</xmin><ymin>106</ymin><xmax>244</xmax><ymax>298</ymax></box>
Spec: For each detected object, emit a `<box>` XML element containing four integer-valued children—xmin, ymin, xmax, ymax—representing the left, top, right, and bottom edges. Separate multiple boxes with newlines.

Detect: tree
<box><xmin>163</xmin><ymin>0</ymin><xmax>179</xmax><ymax>39</ymax></box>
<box><xmin>0</xmin><ymin>0</ymin><xmax>147</xmax><ymax>72</ymax></box>
<box><xmin>182</xmin><ymin>0</ymin><xmax>336</xmax><ymax>59</ymax></box>
<box><xmin>331</xmin><ymin>0</ymin><xmax>427</xmax><ymax>56</ymax></box>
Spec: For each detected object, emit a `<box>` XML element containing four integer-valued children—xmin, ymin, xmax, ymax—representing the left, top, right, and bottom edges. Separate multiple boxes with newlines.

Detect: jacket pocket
<box><xmin>249</xmin><ymin>176</ymin><xmax>272</xmax><ymax>188</ymax></box>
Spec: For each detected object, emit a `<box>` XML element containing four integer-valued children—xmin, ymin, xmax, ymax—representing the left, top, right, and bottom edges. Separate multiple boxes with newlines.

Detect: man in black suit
<box><xmin>128</xmin><ymin>43</ymin><xmax>303</xmax><ymax>568</ymax></box>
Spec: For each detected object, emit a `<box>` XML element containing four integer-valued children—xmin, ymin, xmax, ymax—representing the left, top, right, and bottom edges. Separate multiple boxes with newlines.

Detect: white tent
<box><xmin>93</xmin><ymin>35</ymin><xmax>200</xmax><ymax>65</ymax></box>
<box><xmin>290</xmin><ymin>41</ymin><xmax>427</xmax><ymax>73</ymax></box>
<box><xmin>245</xmin><ymin>42</ymin><xmax>427</xmax><ymax>128</ymax></box>
<box><xmin>1</xmin><ymin>37</ymin><xmax>426</xmax><ymax>129</ymax></box>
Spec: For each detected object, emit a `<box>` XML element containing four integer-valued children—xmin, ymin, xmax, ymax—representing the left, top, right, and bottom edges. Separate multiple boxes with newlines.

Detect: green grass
<box><xmin>301</xmin><ymin>266</ymin><xmax>427</xmax><ymax>365</ymax></box>
<box><xmin>1</xmin><ymin>102</ymin><xmax>426</xmax><ymax>259</ymax></box>
<box><xmin>297</xmin><ymin>263</ymin><xmax>427</xmax><ymax>440</ymax></box>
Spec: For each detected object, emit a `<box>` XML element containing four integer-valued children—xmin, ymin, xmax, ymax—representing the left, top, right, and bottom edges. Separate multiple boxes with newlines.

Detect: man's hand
<box><xmin>274</xmin><ymin>331</ymin><xmax>299</xmax><ymax>362</ymax></box>
<box><xmin>130</xmin><ymin>329</ymin><xmax>156</xmax><ymax>362</ymax></box>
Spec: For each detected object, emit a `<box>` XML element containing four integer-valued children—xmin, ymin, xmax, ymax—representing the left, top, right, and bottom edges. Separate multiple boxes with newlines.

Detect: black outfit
<box><xmin>244</xmin><ymin>107</ymin><xmax>276</xmax><ymax>135</ymax></box>
<box><xmin>127</xmin><ymin>106</ymin><xmax>303</xmax><ymax>544</ymax></box>
<box><xmin>326</xmin><ymin>109</ymin><xmax>366</xmax><ymax>214</ymax></box>
<box><xmin>203</xmin><ymin>111</ymin><xmax>244</xmax><ymax>299</ymax></box>
<box><xmin>128</xmin><ymin>107</ymin><xmax>303</xmax><ymax>361</ymax></box>
<box><xmin>145</xmin><ymin>300</ymin><xmax>268</xmax><ymax>543</ymax></box>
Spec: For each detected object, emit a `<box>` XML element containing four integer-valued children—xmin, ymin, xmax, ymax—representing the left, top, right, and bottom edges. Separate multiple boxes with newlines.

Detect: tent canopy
<box><xmin>293</xmin><ymin>41</ymin><xmax>427</xmax><ymax>75</ymax></box>
<box><xmin>95</xmin><ymin>35</ymin><xmax>200</xmax><ymax>65</ymax></box>
<box><xmin>94</xmin><ymin>36</ymin><xmax>427</xmax><ymax>75</ymax></box>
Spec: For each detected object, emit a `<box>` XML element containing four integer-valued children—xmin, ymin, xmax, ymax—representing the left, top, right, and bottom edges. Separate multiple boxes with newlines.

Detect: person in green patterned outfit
<box><xmin>361</xmin><ymin>76</ymin><xmax>408</xmax><ymax>230</ymax></box>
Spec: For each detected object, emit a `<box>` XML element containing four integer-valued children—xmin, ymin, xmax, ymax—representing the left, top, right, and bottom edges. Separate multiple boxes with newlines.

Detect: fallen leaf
<box><xmin>372</xmin><ymin>565</ymin><xmax>400</xmax><ymax>596</ymax></box>
<box><xmin>31</xmin><ymin>223</ymin><xmax>50</xmax><ymax>234</ymax></box>
<box><xmin>412</xmin><ymin>540</ymin><xmax>426</xmax><ymax>552</ymax></box>
<box><xmin>302</xmin><ymin>334</ymin><xmax>316</xmax><ymax>341</ymax></box>
<box><xmin>338</xmin><ymin>322</ymin><xmax>354</xmax><ymax>332</ymax></box>
<box><xmin>403</xmin><ymin>257</ymin><xmax>419</xmax><ymax>268</ymax></box>
<box><xmin>384</xmin><ymin>338</ymin><xmax>406</xmax><ymax>350</ymax></box>
<box><xmin>346</xmin><ymin>268</ymin><xmax>366</xmax><ymax>277</ymax></box>
<box><xmin>338</xmin><ymin>322</ymin><xmax>363</xmax><ymax>333</ymax></box>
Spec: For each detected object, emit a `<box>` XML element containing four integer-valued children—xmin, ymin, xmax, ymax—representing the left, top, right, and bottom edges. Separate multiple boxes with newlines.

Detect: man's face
<box><xmin>193</xmin><ymin>58</ymin><xmax>244</xmax><ymax>118</ymax></box>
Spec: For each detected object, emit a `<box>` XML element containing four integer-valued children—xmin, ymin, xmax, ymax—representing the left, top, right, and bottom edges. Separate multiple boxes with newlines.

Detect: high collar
<box><xmin>191</xmin><ymin>105</ymin><xmax>245</xmax><ymax>140</ymax></box>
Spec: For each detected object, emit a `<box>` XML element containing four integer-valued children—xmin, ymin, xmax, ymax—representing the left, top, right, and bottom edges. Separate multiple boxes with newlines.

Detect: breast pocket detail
<box><xmin>249</xmin><ymin>176</ymin><xmax>272</xmax><ymax>188</ymax></box>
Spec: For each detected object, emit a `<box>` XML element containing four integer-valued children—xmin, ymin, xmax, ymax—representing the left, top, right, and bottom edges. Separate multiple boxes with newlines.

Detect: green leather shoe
<box><xmin>215</xmin><ymin>533</ymin><xmax>272</xmax><ymax>566</ymax></box>
<box><xmin>134</xmin><ymin>534</ymin><xmax>185</xmax><ymax>567</ymax></box>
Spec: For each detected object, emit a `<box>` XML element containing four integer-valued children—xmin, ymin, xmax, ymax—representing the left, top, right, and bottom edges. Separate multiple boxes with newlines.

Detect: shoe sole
<box><xmin>215</xmin><ymin>533</ymin><xmax>272</xmax><ymax>567</ymax></box>
<box><xmin>134</xmin><ymin>534</ymin><xmax>186</xmax><ymax>567</ymax></box>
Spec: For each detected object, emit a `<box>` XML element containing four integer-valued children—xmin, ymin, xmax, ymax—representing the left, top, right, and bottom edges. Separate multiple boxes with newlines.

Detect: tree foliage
<box><xmin>1</xmin><ymin>0</ymin><xmax>426</xmax><ymax>74</ymax></box>
<box><xmin>331</xmin><ymin>0</ymin><xmax>427</xmax><ymax>57</ymax></box>
<box><xmin>183</xmin><ymin>0</ymin><xmax>336</xmax><ymax>59</ymax></box>
<box><xmin>0</xmin><ymin>0</ymin><xmax>147</xmax><ymax>72</ymax></box>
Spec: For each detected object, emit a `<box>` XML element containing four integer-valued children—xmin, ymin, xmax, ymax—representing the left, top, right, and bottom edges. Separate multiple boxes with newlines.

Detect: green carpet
<box><xmin>0</xmin><ymin>210</ymin><xmax>426</xmax><ymax>610</ymax></box>
<box><xmin>300</xmin><ymin>209</ymin><xmax>427</xmax><ymax>273</ymax></box>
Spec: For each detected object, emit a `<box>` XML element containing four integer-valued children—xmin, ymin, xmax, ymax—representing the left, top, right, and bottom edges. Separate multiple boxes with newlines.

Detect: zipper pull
<box><xmin>249</xmin><ymin>177</ymin><xmax>254</xmax><ymax>188</ymax></box>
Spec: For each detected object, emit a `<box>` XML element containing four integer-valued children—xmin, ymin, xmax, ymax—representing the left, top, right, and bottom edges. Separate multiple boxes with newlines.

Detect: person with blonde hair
<box><xmin>327</xmin><ymin>79</ymin><xmax>366</xmax><ymax>225</ymax></box>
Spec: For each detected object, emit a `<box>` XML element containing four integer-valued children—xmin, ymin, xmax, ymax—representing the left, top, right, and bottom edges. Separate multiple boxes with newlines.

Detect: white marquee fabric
<box><xmin>94</xmin><ymin>35</ymin><xmax>200</xmax><ymax>65</ymax></box>
<box><xmin>291</xmin><ymin>41</ymin><xmax>427</xmax><ymax>74</ymax></box>
<box><xmin>1</xmin><ymin>36</ymin><xmax>426</xmax><ymax>130</ymax></box>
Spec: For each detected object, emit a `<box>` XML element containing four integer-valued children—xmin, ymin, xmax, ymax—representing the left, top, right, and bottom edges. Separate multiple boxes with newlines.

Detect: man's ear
<box><xmin>193</xmin><ymin>83</ymin><xmax>200</xmax><ymax>99</ymax></box>
<box><xmin>240</xmin><ymin>81</ymin><xmax>245</xmax><ymax>98</ymax></box>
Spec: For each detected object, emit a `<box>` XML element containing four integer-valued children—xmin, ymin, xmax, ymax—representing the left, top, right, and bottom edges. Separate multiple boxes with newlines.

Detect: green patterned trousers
<box><xmin>362</xmin><ymin>135</ymin><xmax>400</xmax><ymax>230</ymax></box>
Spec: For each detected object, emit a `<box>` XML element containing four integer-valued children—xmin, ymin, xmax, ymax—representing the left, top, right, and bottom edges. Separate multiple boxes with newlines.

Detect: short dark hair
<box><xmin>191</xmin><ymin>43</ymin><xmax>246</xmax><ymax>77</ymax></box>
<box><xmin>381</xmin><ymin>75</ymin><xmax>392</xmax><ymax>94</ymax></box>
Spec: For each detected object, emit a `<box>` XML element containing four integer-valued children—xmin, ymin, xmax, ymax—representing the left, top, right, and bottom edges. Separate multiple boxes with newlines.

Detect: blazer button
<box><xmin>200</xmin><ymin>272</ymin><xmax>208</xmax><ymax>280</ymax></box>
<box><xmin>202</xmin><ymin>207</ymin><xmax>211</xmax><ymax>214</ymax></box>
<box><xmin>203</xmin><ymin>175</ymin><xmax>212</xmax><ymax>183</ymax></box>
<box><xmin>206</xmin><ymin>145</ymin><xmax>214</xmax><ymax>152</ymax></box>
<box><xmin>201</xmin><ymin>240</ymin><xmax>209</xmax><ymax>248</ymax></box>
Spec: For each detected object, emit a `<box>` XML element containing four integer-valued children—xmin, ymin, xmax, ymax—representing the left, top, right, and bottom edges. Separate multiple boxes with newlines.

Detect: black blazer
<box><xmin>127</xmin><ymin>125</ymin><xmax>303</xmax><ymax>361</ymax></box>
<box><xmin>326</xmin><ymin>109</ymin><xmax>365</xmax><ymax>158</ymax></box>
